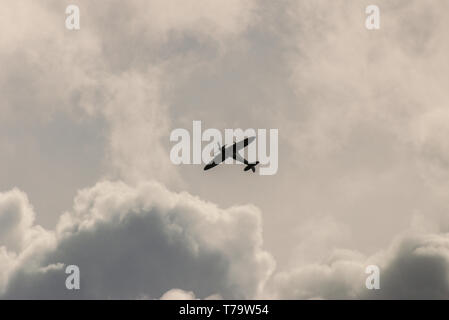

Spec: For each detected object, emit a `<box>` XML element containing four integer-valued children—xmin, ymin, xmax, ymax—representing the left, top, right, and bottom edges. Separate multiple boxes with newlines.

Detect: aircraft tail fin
<box><xmin>244</xmin><ymin>161</ymin><xmax>260</xmax><ymax>173</ymax></box>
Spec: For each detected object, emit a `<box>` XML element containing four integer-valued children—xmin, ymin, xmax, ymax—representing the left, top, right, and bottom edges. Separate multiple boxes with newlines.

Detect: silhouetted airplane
<box><xmin>204</xmin><ymin>136</ymin><xmax>260</xmax><ymax>172</ymax></box>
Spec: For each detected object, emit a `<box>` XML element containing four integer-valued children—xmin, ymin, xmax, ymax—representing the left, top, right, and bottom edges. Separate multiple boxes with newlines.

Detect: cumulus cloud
<box><xmin>268</xmin><ymin>231</ymin><xmax>449</xmax><ymax>299</ymax></box>
<box><xmin>0</xmin><ymin>188</ymin><xmax>54</xmax><ymax>261</ymax></box>
<box><xmin>3</xmin><ymin>182</ymin><xmax>449</xmax><ymax>299</ymax></box>
<box><xmin>160</xmin><ymin>289</ymin><xmax>197</xmax><ymax>300</ymax></box>
<box><xmin>159</xmin><ymin>288</ymin><xmax>222</xmax><ymax>300</ymax></box>
<box><xmin>0</xmin><ymin>189</ymin><xmax>56</xmax><ymax>296</ymax></box>
<box><xmin>0</xmin><ymin>189</ymin><xmax>35</xmax><ymax>252</ymax></box>
<box><xmin>267</xmin><ymin>249</ymin><xmax>366</xmax><ymax>299</ymax></box>
<box><xmin>0</xmin><ymin>181</ymin><xmax>274</xmax><ymax>299</ymax></box>
<box><xmin>3</xmin><ymin>0</ymin><xmax>449</xmax><ymax>300</ymax></box>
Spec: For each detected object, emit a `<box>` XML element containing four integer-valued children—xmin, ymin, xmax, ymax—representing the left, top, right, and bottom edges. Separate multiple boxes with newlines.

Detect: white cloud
<box><xmin>0</xmin><ymin>181</ymin><xmax>274</xmax><ymax>299</ymax></box>
<box><xmin>267</xmin><ymin>232</ymin><xmax>449</xmax><ymax>299</ymax></box>
<box><xmin>160</xmin><ymin>288</ymin><xmax>197</xmax><ymax>300</ymax></box>
<box><xmin>2</xmin><ymin>182</ymin><xmax>449</xmax><ymax>299</ymax></box>
<box><xmin>159</xmin><ymin>288</ymin><xmax>222</xmax><ymax>300</ymax></box>
<box><xmin>0</xmin><ymin>189</ymin><xmax>35</xmax><ymax>252</ymax></box>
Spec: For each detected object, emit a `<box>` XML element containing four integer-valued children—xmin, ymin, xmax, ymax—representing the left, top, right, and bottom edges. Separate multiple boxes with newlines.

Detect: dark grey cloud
<box><xmin>364</xmin><ymin>235</ymin><xmax>449</xmax><ymax>299</ymax></box>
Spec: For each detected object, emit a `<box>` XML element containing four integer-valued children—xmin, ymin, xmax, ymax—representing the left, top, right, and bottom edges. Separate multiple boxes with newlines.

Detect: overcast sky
<box><xmin>1</xmin><ymin>0</ymin><xmax>449</xmax><ymax>299</ymax></box>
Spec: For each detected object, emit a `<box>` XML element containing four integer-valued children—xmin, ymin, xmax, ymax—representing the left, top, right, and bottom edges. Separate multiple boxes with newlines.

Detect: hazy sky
<box><xmin>1</xmin><ymin>0</ymin><xmax>449</xmax><ymax>299</ymax></box>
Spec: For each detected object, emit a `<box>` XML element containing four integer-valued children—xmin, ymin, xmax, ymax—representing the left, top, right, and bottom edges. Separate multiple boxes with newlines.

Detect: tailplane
<box><xmin>244</xmin><ymin>161</ymin><xmax>260</xmax><ymax>173</ymax></box>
